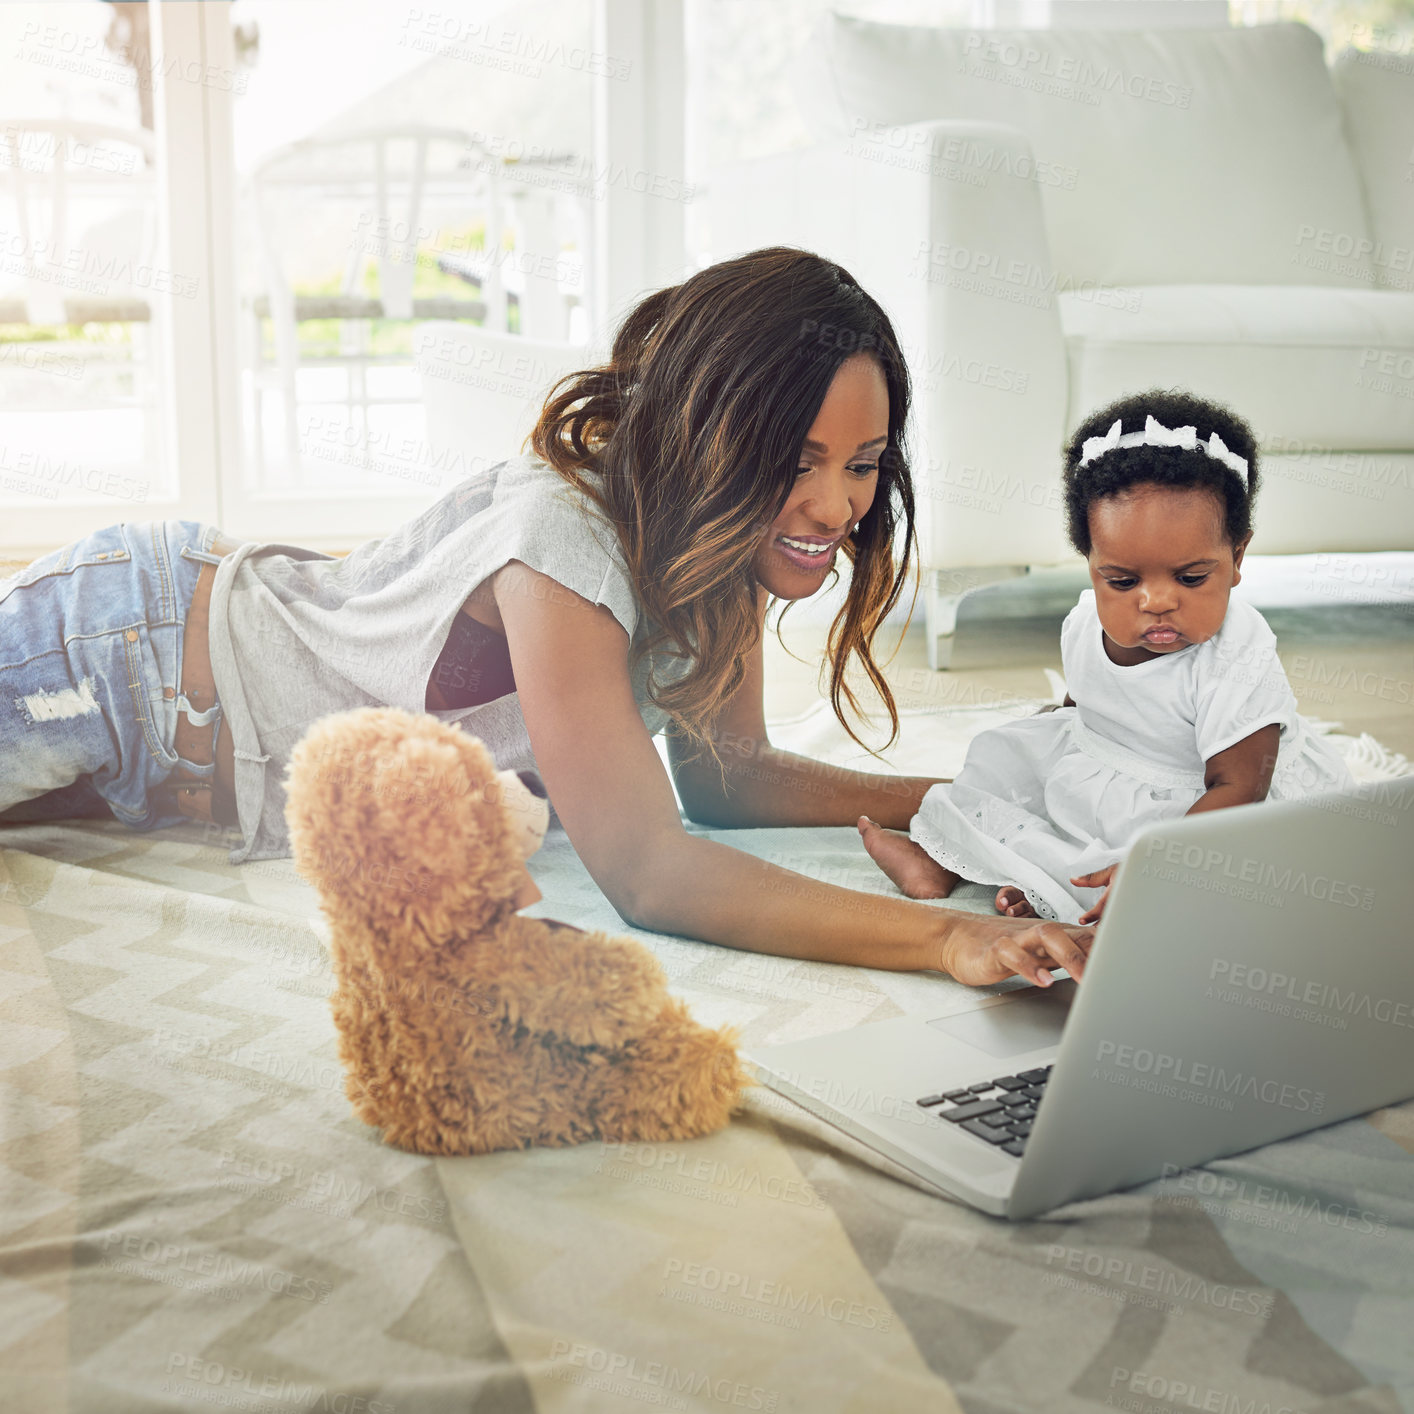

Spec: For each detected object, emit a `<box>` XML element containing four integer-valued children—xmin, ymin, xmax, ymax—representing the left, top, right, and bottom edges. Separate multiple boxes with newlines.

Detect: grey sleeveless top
<box><xmin>207</xmin><ymin>452</ymin><xmax>691</xmax><ymax>863</ymax></box>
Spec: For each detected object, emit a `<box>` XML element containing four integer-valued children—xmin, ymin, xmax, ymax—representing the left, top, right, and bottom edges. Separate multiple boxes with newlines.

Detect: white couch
<box><xmin>710</xmin><ymin>21</ymin><xmax>1414</xmax><ymax>665</ymax></box>
<box><xmin>415</xmin><ymin>322</ymin><xmax>600</xmax><ymax>479</ymax></box>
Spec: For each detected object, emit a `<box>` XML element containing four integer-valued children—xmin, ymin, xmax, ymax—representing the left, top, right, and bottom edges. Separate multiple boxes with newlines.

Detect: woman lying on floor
<box><xmin>0</xmin><ymin>246</ymin><xmax>1092</xmax><ymax>988</ymax></box>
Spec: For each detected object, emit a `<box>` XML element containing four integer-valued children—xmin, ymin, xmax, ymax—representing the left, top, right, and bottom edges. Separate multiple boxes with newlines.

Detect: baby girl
<box><xmin>859</xmin><ymin>388</ymin><xmax>1352</xmax><ymax>926</ymax></box>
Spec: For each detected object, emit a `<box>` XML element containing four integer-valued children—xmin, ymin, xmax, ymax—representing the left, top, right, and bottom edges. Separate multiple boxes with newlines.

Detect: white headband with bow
<box><xmin>1078</xmin><ymin>414</ymin><xmax>1249</xmax><ymax>482</ymax></box>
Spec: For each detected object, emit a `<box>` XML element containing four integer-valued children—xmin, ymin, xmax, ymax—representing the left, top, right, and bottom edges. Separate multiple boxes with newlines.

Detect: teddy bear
<box><xmin>283</xmin><ymin>705</ymin><xmax>750</xmax><ymax>1156</ymax></box>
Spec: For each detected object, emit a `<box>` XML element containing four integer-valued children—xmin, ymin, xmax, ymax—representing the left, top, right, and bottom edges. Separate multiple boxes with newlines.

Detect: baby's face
<box><xmin>1086</xmin><ymin>485</ymin><xmax>1249</xmax><ymax>666</ymax></box>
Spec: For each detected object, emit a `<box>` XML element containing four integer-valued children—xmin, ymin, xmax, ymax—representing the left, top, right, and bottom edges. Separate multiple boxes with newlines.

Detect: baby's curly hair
<box><xmin>1063</xmin><ymin>389</ymin><xmax>1259</xmax><ymax>556</ymax></box>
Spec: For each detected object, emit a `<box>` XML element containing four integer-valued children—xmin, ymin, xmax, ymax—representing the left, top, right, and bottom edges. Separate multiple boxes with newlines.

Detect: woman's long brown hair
<box><xmin>529</xmin><ymin>246</ymin><xmax>917</xmax><ymax>775</ymax></box>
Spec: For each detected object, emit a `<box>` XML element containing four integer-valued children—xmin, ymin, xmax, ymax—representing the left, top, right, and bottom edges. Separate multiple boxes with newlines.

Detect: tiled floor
<box><xmin>763</xmin><ymin>564</ymin><xmax>1414</xmax><ymax>761</ymax></box>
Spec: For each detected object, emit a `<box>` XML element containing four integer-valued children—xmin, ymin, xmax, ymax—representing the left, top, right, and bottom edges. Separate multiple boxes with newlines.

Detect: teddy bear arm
<box><xmin>483</xmin><ymin>920</ymin><xmax>671</xmax><ymax>1049</ymax></box>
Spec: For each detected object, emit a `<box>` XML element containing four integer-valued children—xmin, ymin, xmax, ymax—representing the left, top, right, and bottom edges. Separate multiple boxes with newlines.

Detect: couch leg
<box><xmin>924</xmin><ymin>566</ymin><xmax>1029</xmax><ymax>671</ymax></box>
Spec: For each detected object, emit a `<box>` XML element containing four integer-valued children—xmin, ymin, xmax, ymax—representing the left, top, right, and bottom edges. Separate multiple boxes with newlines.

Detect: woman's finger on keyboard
<box><xmin>1032</xmin><ymin>921</ymin><xmax>1093</xmax><ymax>985</ymax></box>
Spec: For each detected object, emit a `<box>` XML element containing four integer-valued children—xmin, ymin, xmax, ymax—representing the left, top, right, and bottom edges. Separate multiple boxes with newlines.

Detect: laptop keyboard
<box><xmin>916</xmin><ymin>1066</ymin><xmax>1051</xmax><ymax>1159</ymax></box>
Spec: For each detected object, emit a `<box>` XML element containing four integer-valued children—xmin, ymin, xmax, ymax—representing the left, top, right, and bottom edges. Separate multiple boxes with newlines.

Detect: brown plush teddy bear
<box><xmin>283</xmin><ymin>705</ymin><xmax>750</xmax><ymax>1155</ymax></box>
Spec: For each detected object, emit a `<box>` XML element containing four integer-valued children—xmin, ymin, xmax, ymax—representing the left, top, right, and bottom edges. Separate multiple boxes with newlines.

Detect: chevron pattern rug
<box><xmin>2</xmin><ymin>696</ymin><xmax>1411</xmax><ymax>1412</ymax></box>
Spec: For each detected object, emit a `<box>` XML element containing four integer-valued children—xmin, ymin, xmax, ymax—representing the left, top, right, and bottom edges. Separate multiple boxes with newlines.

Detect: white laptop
<box><xmin>747</xmin><ymin>777</ymin><xmax>1414</xmax><ymax>1220</ymax></box>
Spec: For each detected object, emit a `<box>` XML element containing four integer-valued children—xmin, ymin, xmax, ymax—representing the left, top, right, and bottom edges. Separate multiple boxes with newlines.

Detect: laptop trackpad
<box><xmin>926</xmin><ymin>981</ymin><xmax>1077</xmax><ymax>1058</ymax></box>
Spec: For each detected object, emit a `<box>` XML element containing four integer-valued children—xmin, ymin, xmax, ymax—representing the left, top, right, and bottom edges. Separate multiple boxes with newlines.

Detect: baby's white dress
<box><xmin>910</xmin><ymin>591</ymin><xmax>1352</xmax><ymax>923</ymax></box>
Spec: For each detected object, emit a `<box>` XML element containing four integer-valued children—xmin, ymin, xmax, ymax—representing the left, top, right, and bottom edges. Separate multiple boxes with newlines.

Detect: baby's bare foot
<box><xmin>995</xmin><ymin>886</ymin><xmax>1037</xmax><ymax>918</ymax></box>
<box><xmin>857</xmin><ymin>816</ymin><xmax>959</xmax><ymax>900</ymax></box>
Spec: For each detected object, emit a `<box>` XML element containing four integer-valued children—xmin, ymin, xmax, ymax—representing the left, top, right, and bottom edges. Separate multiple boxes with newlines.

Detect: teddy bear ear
<box><xmin>495</xmin><ymin>768</ymin><xmax>551</xmax><ymax>862</ymax></box>
<box><xmin>284</xmin><ymin>707</ymin><xmax>529</xmax><ymax>946</ymax></box>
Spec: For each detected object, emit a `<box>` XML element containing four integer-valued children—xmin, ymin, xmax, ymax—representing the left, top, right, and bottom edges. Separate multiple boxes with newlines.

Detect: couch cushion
<box><xmin>824</xmin><ymin>18</ymin><xmax>1374</xmax><ymax>291</ymax></box>
<box><xmin>1332</xmin><ymin>48</ymin><xmax>1414</xmax><ymax>294</ymax></box>
<box><xmin>1060</xmin><ymin>285</ymin><xmax>1414</xmax><ymax>449</ymax></box>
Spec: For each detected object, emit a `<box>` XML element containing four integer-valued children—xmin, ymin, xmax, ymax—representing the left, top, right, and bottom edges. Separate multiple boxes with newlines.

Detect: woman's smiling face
<box><xmin>751</xmin><ymin>353</ymin><xmax>890</xmax><ymax>600</ymax></box>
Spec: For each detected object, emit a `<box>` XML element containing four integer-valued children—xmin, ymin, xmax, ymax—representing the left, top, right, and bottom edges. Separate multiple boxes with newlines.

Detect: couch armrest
<box><xmin>881</xmin><ymin>119</ymin><xmax>1070</xmax><ymax>570</ymax></box>
<box><xmin>707</xmin><ymin>121</ymin><xmax>1071</xmax><ymax>571</ymax></box>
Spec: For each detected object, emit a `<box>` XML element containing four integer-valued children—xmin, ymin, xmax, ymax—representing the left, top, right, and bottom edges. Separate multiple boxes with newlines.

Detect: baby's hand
<box><xmin>1071</xmin><ymin>864</ymin><xmax>1118</xmax><ymax>925</ymax></box>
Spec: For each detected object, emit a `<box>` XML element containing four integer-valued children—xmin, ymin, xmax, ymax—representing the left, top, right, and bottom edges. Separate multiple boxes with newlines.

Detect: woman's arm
<box><xmin>672</xmin><ymin>734</ymin><xmax>948</xmax><ymax>831</ymax></box>
<box><xmin>496</xmin><ymin>561</ymin><xmax>1091</xmax><ymax>986</ymax></box>
<box><xmin>667</xmin><ymin>589</ymin><xmax>946</xmax><ymax>830</ymax></box>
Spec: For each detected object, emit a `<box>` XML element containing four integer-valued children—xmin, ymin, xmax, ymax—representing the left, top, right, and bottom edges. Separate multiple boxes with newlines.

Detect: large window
<box><xmin>229</xmin><ymin>0</ymin><xmax>596</xmax><ymax>529</ymax></box>
<box><xmin>0</xmin><ymin>0</ymin><xmax>618</xmax><ymax>552</ymax></box>
<box><xmin>0</xmin><ymin>1</ymin><xmax>186</xmax><ymax>550</ymax></box>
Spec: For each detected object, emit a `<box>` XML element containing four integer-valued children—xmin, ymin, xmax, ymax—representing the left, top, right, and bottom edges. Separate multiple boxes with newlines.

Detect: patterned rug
<box><xmin>2</xmin><ymin>695</ymin><xmax>1411</xmax><ymax>1412</ymax></box>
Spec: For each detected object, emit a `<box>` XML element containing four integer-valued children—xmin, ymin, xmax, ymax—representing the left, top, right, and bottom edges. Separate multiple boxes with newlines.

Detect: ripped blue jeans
<box><xmin>0</xmin><ymin>520</ymin><xmax>226</xmax><ymax>828</ymax></box>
